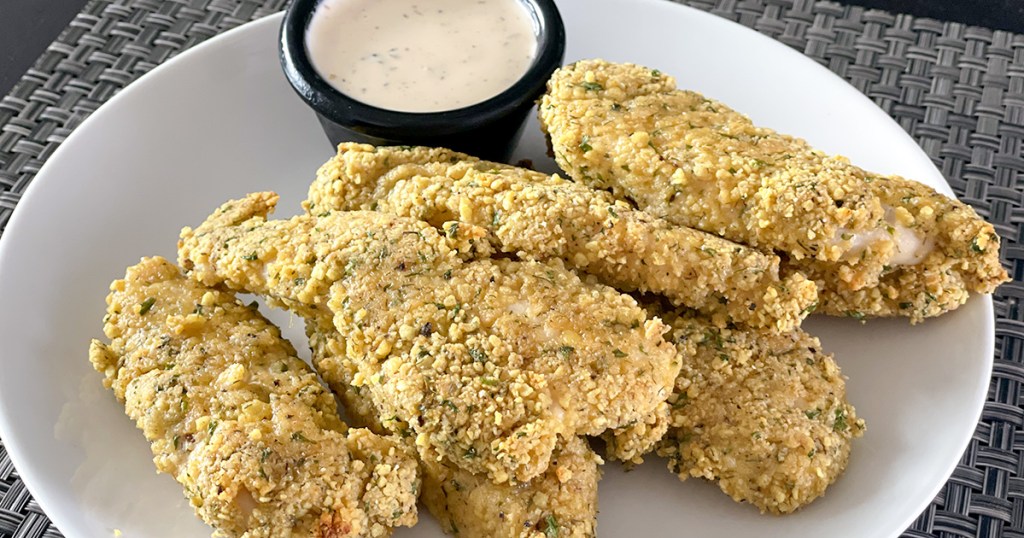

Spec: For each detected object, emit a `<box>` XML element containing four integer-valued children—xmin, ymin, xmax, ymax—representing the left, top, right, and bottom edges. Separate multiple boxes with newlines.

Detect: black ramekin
<box><xmin>279</xmin><ymin>0</ymin><xmax>566</xmax><ymax>163</ymax></box>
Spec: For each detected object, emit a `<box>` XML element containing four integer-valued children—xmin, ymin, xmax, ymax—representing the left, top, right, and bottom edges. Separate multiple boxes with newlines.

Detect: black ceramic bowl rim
<box><xmin>279</xmin><ymin>0</ymin><xmax>566</xmax><ymax>139</ymax></box>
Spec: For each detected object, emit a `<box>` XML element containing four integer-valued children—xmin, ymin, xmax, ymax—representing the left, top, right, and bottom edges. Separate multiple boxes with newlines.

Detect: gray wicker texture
<box><xmin>0</xmin><ymin>0</ymin><xmax>1021</xmax><ymax>536</ymax></box>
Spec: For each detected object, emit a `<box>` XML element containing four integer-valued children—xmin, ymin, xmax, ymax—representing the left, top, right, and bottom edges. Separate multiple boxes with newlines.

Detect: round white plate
<box><xmin>0</xmin><ymin>1</ymin><xmax>993</xmax><ymax>537</ymax></box>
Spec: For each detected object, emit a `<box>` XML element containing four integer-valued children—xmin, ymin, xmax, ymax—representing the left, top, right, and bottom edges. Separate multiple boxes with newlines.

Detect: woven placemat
<box><xmin>1</xmin><ymin>0</ymin><xmax>1021</xmax><ymax>536</ymax></box>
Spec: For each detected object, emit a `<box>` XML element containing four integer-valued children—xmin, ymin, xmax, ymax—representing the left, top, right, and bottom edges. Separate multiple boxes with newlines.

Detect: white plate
<box><xmin>0</xmin><ymin>1</ymin><xmax>993</xmax><ymax>537</ymax></box>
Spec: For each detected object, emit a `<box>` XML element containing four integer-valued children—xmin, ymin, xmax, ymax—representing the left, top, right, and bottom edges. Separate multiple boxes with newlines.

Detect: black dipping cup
<box><xmin>279</xmin><ymin>0</ymin><xmax>566</xmax><ymax>163</ymax></box>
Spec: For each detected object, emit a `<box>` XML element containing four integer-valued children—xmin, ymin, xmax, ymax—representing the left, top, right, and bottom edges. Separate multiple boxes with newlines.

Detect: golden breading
<box><xmin>540</xmin><ymin>59</ymin><xmax>886</xmax><ymax>264</ymax></box>
<box><xmin>178</xmin><ymin>193</ymin><xmax>679</xmax><ymax>484</ymax></box>
<box><xmin>304</xmin><ymin>143</ymin><xmax>817</xmax><ymax>331</ymax></box>
<box><xmin>793</xmin><ymin>174</ymin><xmax>1009</xmax><ymax>321</ymax></box>
<box><xmin>600</xmin><ymin>400</ymin><xmax>670</xmax><ymax>465</ymax></box>
<box><xmin>176</xmin><ymin>191</ymin><xmax>489</xmax><ymax>322</ymax></box>
<box><xmin>420</xmin><ymin>436</ymin><xmax>601</xmax><ymax>538</ymax></box>
<box><xmin>304</xmin><ymin>145</ymin><xmax>491</xmax><ymax>212</ymax></box>
<box><xmin>88</xmin><ymin>257</ymin><xmax>419</xmax><ymax>538</ymax></box>
<box><xmin>644</xmin><ymin>303</ymin><xmax>864</xmax><ymax>514</ymax></box>
<box><xmin>540</xmin><ymin>59</ymin><xmax>1008</xmax><ymax>321</ymax></box>
<box><xmin>308</xmin><ymin>327</ymin><xmax>602</xmax><ymax>538</ymax></box>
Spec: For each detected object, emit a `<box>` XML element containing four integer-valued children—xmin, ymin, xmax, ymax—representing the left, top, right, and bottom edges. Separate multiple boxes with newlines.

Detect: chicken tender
<box><xmin>794</xmin><ymin>174</ymin><xmax>1009</xmax><ymax>321</ymax></box>
<box><xmin>177</xmin><ymin>191</ymin><xmax>489</xmax><ymax>322</ymax></box>
<box><xmin>308</xmin><ymin>327</ymin><xmax>602</xmax><ymax>538</ymax></box>
<box><xmin>304</xmin><ymin>143</ymin><xmax>817</xmax><ymax>331</ymax></box>
<box><xmin>420</xmin><ymin>435</ymin><xmax>600</xmax><ymax>538</ymax></box>
<box><xmin>540</xmin><ymin>60</ymin><xmax>885</xmax><ymax>264</ymax></box>
<box><xmin>88</xmin><ymin>257</ymin><xmax>419</xmax><ymax>538</ymax></box>
<box><xmin>540</xmin><ymin>59</ymin><xmax>1008</xmax><ymax>321</ymax></box>
<box><xmin>178</xmin><ymin>193</ymin><xmax>679</xmax><ymax>484</ymax></box>
<box><xmin>638</xmin><ymin>302</ymin><xmax>864</xmax><ymax>514</ymax></box>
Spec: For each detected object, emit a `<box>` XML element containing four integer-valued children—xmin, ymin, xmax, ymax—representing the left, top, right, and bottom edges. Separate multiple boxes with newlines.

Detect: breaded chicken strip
<box><xmin>794</xmin><ymin>175</ymin><xmax>1008</xmax><ymax>320</ymax></box>
<box><xmin>177</xmin><ymin>191</ymin><xmax>489</xmax><ymax>322</ymax></box>
<box><xmin>88</xmin><ymin>257</ymin><xmax>419</xmax><ymax>538</ymax></box>
<box><xmin>178</xmin><ymin>193</ymin><xmax>679</xmax><ymax>484</ymax></box>
<box><xmin>540</xmin><ymin>59</ymin><xmax>1008</xmax><ymax>321</ymax></box>
<box><xmin>308</xmin><ymin>327</ymin><xmax>602</xmax><ymax>538</ymax></box>
<box><xmin>541</xmin><ymin>60</ymin><xmax>886</xmax><ymax>265</ymax></box>
<box><xmin>629</xmin><ymin>302</ymin><xmax>864</xmax><ymax>514</ymax></box>
<box><xmin>304</xmin><ymin>144</ymin><xmax>817</xmax><ymax>331</ymax></box>
<box><xmin>420</xmin><ymin>437</ymin><xmax>599</xmax><ymax>538</ymax></box>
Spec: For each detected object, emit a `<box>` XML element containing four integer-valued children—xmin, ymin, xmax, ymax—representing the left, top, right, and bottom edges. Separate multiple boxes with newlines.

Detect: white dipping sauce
<box><xmin>305</xmin><ymin>0</ymin><xmax>538</xmax><ymax>113</ymax></box>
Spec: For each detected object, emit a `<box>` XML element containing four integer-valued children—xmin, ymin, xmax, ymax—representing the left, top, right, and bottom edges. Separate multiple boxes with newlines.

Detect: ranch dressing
<box><xmin>305</xmin><ymin>0</ymin><xmax>538</xmax><ymax>113</ymax></box>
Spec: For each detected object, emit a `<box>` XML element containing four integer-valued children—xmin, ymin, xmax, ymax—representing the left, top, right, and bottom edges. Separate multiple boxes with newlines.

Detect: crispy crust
<box><xmin>420</xmin><ymin>435</ymin><xmax>601</xmax><ymax>538</ymax></box>
<box><xmin>178</xmin><ymin>193</ymin><xmax>678</xmax><ymax>484</ymax></box>
<box><xmin>540</xmin><ymin>59</ymin><xmax>886</xmax><ymax>263</ymax></box>
<box><xmin>601</xmin><ymin>400</ymin><xmax>670</xmax><ymax>465</ymax></box>
<box><xmin>793</xmin><ymin>174</ymin><xmax>1008</xmax><ymax>321</ymax></box>
<box><xmin>540</xmin><ymin>59</ymin><xmax>1008</xmax><ymax>321</ymax></box>
<box><xmin>89</xmin><ymin>257</ymin><xmax>419</xmax><ymax>537</ymax></box>
<box><xmin>646</xmin><ymin>303</ymin><xmax>864</xmax><ymax>514</ymax></box>
<box><xmin>308</xmin><ymin>326</ymin><xmax>602</xmax><ymax>538</ymax></box>
<box><xmin>305</xmin><ymin>143</ymin><xmax>817</xmax><ymax>331</ymax></box>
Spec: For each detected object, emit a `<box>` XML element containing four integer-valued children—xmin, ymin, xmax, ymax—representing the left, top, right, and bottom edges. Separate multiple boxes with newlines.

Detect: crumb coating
<box><xmin>540</xmin><ymin>59</ymin><xmax>1008</xmax><ymax>321</ymax></box>
<box><xmin>177</xmin><ymin>191</ymin><xmax>489</xmax><ymax>322</ymax></box>
<box><xmin>601</xmin><ymin>400</ymin><xmax>670</xmax><ymax>465</ymax></box>
<box><xmin>178</xmin><ymin>193</ymin><xmax>678</xmax><ymax>484</ymax></box>
<box><xmin>540</xmin><ymin>59</ymin><xmax>887</xmax><ymax>264</ymax></box>
<box><xmin>305</xmin><ymin>143</ymin><xmax>817</xmax><ymax>331</ymax></box>
<box><xmin>645</xmin><ymin>303</ymin><xmax>864</xmax><ymax>514</ymax></box>
<box><xmin>308</xmin><ymin>327</ymin><xmax>602</xmax><ymax>538</ymax></box>
<box><xmin>420</xmin><ymin>435</ymin><xmax>601</xmax><ymax>538</ymax></box>
<box><xmin>792</xmin><ymin>174</ymin><xmax>1008</xmax><ymax>322</ymax></box>
<box><xmin>88</xmin><ymin>256</ymin><xmax>419</xmax><ymax>538</ymax></box>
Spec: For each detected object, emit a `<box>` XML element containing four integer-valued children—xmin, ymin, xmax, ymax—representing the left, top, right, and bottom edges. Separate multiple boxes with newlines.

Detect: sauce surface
<box><xmin>306</xmin><ymin>0</ymin><xmax>538</xmax><ymax>113</ymax></box>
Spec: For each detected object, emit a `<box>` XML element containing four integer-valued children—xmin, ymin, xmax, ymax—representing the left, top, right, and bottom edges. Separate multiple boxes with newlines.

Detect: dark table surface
<box><xmin>2</xmin><ymin>0</ymin><xmax>1023</xmax><ymax>99</ymax></box>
